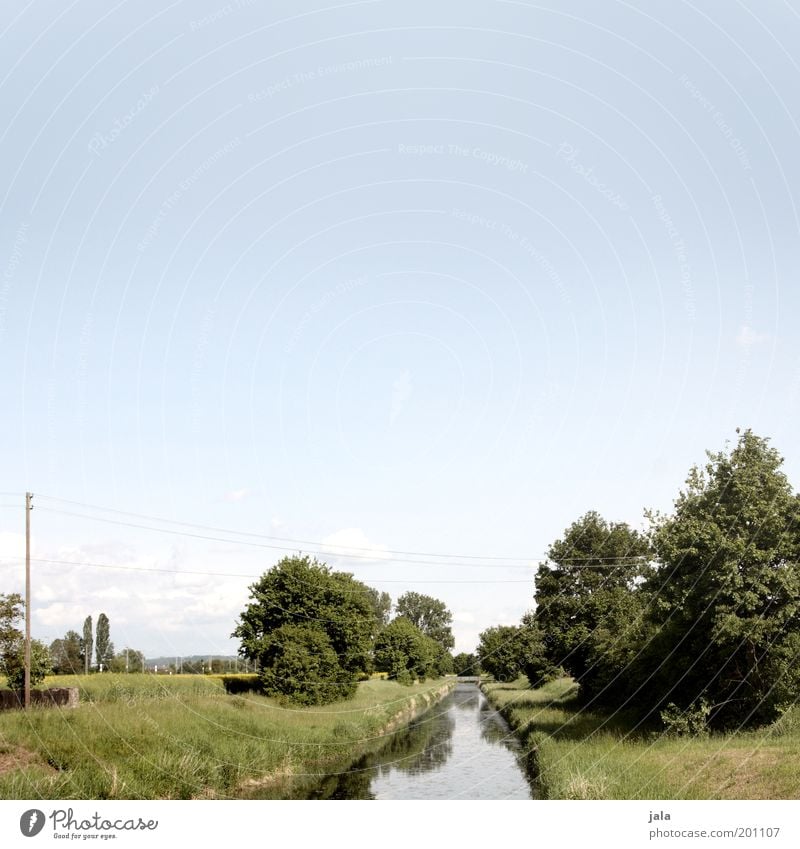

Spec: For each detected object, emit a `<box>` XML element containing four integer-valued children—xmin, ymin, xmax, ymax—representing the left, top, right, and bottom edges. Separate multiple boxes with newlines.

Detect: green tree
<box><xmin>374</xmin><ymin>617</ymin><xmax>436</xmax><ymax>683</ymax></box>
<box><xmin>260</xmin><ymin>624</ymin><xmax>355</xmax><ymax>705</ymax></box>
<box><xmin>82</xmin><ymin>615</ymin><xmax>93</xmax><ymax>674</ymax></box>
<box><xmin>49</xmin><ymin>630</ymin><xmax>83</xmax><ymax>675</ymax></box>
<box><xmin>108</xmin><ymin>648</ymin><xmax>145</xmax><ymax>674</ymax></box>
<box><xmin>477</xmin><ymin>621</ymin><xmax>551</xmax><ymax>684</ymax></box>
<box><xmin>533</xmin><ymin>511</ymin><xmax>652</xmax><ymax>696</ymax></box>
<box><xmin>452</xmin><ymin>652</ymin><xmax>480</xmax><ymax>676</ymax></box>
<box><xmin>3</xmin><ymin>639</ymin><xmax>52</xmax><ymax>690</ymax></box>
<box><xmin>95</xmin><ymin>613</ymin><xmax>113</xmax><ymax>670</ymax></box>
<box><xmin>395</xmin><ymin>592</ymin><xmax>454</xmax><ymax>652</ymax></box>
<box><xmin>0</xmin><ymin>593</ymin><xmax>24</xmax><ymax>657</ymax></box>
<box><xmin>637</xmin><ymin>430</ymin><xmax>800</xmax><ymax>728</ymax></box>
<box><xmin>233</xmin><ymin>555</ymin><xmax>379</xmax><ymax>701</ymax></box>
<box><xmin>367</xmin><ymin>588</ymin><xmax>392</xmax><ymax>628</ymax></box>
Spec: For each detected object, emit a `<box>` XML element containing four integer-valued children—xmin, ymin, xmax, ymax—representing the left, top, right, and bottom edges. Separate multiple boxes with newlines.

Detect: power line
<box><xmin>33</xmin><ymin>495</ymin><xmax>651</xmax><ymax>566</ymax></box>
<box><xmin>35</xmin><ymin>493</ymin><xmax>535</xmax><ymax>562</ymax></box>
<box><xmin>0</xmin><ymin>556</ymin><xmax>533</xmax><ymax>582</ymax></box>
<box><xmin>34</xmin><ymin>506</ymin><xmax>540</xmax><ymax>569</ymax></box>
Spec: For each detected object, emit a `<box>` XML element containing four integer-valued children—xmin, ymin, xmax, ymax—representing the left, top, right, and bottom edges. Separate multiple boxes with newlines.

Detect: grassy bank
<box><xmin>0</xmin><ymin>674</ymin><xmax>453</xmax><ymax>799</ymax></box>
<box><xmin>482</xmin><ymin>677</ymin><xmax>800</xmax><ymax>799</ymax></box>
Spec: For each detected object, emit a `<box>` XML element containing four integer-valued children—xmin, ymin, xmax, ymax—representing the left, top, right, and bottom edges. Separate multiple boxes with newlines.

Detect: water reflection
<box><xmin>274</xmin><ymin>683</ymin><xmax>534</xmax><ymax>800</ymax></box>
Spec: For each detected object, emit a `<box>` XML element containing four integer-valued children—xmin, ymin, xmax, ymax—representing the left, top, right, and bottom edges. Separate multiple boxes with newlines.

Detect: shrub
<box><xmin>220</xmin><ymin>674</ymin><xmax>262</xmax><ymax>695</ymax></box>
<box><xmin>660</xmin><ymin>699</ymin><xmax>711</xmax><ymax>737</ymax></box>
<box><xmin>259</xmin><ymin>624</ymin><xmax>357</xmax><ymax>705</ymax></box>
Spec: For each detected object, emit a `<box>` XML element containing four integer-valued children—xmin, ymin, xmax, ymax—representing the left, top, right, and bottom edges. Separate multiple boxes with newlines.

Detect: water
<box><xmin>300</xmin><ymin>682</ymin><xmax>534</xmax><ymax>800</ymax></box>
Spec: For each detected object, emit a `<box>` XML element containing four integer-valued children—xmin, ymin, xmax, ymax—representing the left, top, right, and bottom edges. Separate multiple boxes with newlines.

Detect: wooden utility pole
<box><xmin>24</xmin><ymin>492</ymin><xmax>33</xmax><ymax>710</ymax></box>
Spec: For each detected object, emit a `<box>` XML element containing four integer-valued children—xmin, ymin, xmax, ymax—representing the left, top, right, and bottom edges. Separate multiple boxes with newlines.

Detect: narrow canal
<box><xmin>300</xmin><ymin>682</ymin><xmax>534</xmax><ymax>799</ymax></box>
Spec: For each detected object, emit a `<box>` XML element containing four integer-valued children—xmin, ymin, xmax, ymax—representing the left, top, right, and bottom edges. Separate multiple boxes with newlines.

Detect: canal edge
<box><xmin>479</xmin><ymin>680</ymin><xmax>544</xmax><ymax>797</ymax></box>
<box><xmin>232</xmin><ymin>679</ymin><xmax>457</xmax><ymax>797</ymax></box>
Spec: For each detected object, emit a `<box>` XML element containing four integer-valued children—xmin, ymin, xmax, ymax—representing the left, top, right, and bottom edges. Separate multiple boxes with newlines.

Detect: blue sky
<box><xmin>1</xmin><ymin>0</ymin><xmax>799</xmax><ymax>656</ymax></box>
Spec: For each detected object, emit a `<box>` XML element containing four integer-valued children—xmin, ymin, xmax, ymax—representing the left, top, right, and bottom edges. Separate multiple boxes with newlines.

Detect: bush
<box><xmin>660</xmin><ymin>700</ymin><xmax>711</xmax><ymax>737</ymax></box>
<box><xmin>220</xmin><ymin>674</ymin><xmax>262</xmax><ymax>695</ymax></box>
<box><xmin>259</xmin><ymin>625</ymin><xmax>357</xmax><ymax>705</ymax></box>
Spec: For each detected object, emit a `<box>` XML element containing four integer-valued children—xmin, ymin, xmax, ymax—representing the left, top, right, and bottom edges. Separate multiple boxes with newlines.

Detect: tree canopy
<box><xmin>373</xmin><ymin>616</ymin><xmax>437</xmax><ymax>684</ymax></box>
<box><xmin>233</xmin><ymin>555</ymin><xmax>379</xmax><ymax>703</ymax></box>
<box><xmin>477</xmin><ymin>619</ymin><xmax>551</xmax><ymax>684</ymax></box>
<box><xmin>0</xmin><ymin>595</ymin><xmax>51</xmax><ymax>689</ymax></box>
<box><xmin>49</xmin><ymin>630</ymin><xmax>83</xmax><ymax>675</ymax></box>
<box><xmin>396</xmin><ymin>591</ymin><xmax>454</xmax><ymax>652</ymax></box>
<box><xmin>637</xmin><ymin>430</ymin><xmax>800</xmax><ymax>728</ymax></box>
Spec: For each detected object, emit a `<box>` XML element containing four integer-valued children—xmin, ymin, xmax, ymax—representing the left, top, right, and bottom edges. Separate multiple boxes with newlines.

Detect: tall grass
<box><xmin>0</xmin><ymin>674</ymin><xmax>451</xmax><ymax>799</ymax></box>
<box><xmin>482</xmin><ymin>677</ymin><xmax>800</xmax><ymax>799</ymax></box>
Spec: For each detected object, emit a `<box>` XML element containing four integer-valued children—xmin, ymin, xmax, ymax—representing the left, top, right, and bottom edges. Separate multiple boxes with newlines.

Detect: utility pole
<box><xmin>24</xmin><ymin>492</ymin><xmax>33</xmax><ymax>710</ymax></box>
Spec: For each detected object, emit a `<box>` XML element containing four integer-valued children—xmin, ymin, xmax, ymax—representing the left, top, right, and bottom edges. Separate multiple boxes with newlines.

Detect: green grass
<box><xmin>482</xmin><ymin>677</ymin><xmax>800</xmax><ymax>799</ymax></box>
<box><xmin>0</xmin><ymin>673</ymin><xmax>452</xmax><ymax>799</ymax></box>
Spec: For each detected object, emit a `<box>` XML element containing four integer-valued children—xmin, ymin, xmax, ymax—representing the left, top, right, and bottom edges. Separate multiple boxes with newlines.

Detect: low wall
<box><xmin>0</xmin><ymin>687</ymin><xmax>79</xmax><ymax>711</ymax></box>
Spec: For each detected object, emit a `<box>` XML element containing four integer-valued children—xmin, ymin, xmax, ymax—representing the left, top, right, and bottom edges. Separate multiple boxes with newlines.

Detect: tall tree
<box><xmin>533</xmin><ymin>510</ymin><xmax>652</xmax><ymax>697</ymax></box>
<box><xmin>639</xmin><ymin>430</ymin><xmax>800</xmax><ymax>728</ymax></box>
<box><xmin>95</xmin><ymin>613</ymin><xmax>112</xmax><ymax>670</ymax></box>
<box><xmin>395</xmin><ymin>592</ymin><xmax>455</xmax><ymax>652</ymax></box>
<box><xmin>82</xmin><ymin>615</ymin><xmax>93</xmax><ymax>674</ymax></box>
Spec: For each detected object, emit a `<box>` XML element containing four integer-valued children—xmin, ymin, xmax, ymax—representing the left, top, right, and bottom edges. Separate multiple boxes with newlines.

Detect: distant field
<box><xmin>483</xmin><ymin>677</ymin><xmax>800</xmax><ymax>799</ymax></box>
<box><xmin>0</xmin><ymin>673</ymin><xmax>451</xmax><ymax>799</ymax></box>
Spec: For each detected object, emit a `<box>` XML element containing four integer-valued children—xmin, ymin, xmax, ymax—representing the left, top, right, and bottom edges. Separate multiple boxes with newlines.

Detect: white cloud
<box><xmin>223</xmin><ymin>488</ymin><xmax>251</xmax><ymax>503</ymax></box>
<box><xmin>453</xmin><ymin>610</ymin><xmax>476</xmax><ymax>624</ymax></box>
<box><xmin>390</xmin><ymin>369</ymin><xmax>413</xmax><ymax>424</ymax></box>
<box><xmin>0</xmin><ymin>531</ymin><xmax>25</xmax><ymax>561</ymax></box>
<box><xmin>736</xmin><ymin>325</ymin><xmax>765</xmax><ymax>348</ymax></box>
<box><xmin>321</xmin><ymin>527</ymin><xmax>390</xmax><ymax>562</ymax></box>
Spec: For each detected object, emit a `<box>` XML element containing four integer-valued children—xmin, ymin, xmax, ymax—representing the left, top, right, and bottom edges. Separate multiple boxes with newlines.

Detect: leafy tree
<box><xmin>431</xmin><ymin>646</ymin><xmax>454</xmax><ymax>676</ymax></box>
<box><xmin>367</xmin><ymin>588</ymin><xmax>392</xmax><ymax>628</ymax></box>
<box><xmin>49</xmin><ymin>630</ymin><xmax>83</xmax><ymax>675</ymax></box>
<box><xmin>260</xmin><ymin>624</ymin><xmax>355</xmax><ymax>705</ymax></box>
<box><xmin>396</xmin><ymin>591</ymin><xmax>454</xmax><ymax>652</ymax></box>
<box><xmin>233</xmin><ymin>555</ymin><xmax>379</xmax><ymax>701</ymax></box>
<box><xmin>477</xmin><ymin>620</ymin><xmax>551</xmax><ymax>684</ymax></box>
<box><xmin>0</xmin><ymin>595</ymin><xmax>53</xmax><ymax>689</ymax></box>
<box><xmin>374</xmin><ymin>617</ymin><xmax>436</xmax><ymax>683</ymax></box>
<box><xmin>0</xmin><ymin>593</ymin><xmax>24</xmax><ymax>660</ymax></box>
<box><xmin>637</xmin><ymin>430</ymin><xmax>800</xmax><ymax>728</ymax></box>
<box><xmin>452</xmin><ymin>652</ymin><xmax>480</xmax><ymax>676</ymax></box>
<box><xmin>108</xmin><ymin>648</ymin><xmax>145</xmax><ymax>674</ymax></box>
<box><xmin>533</xmin><ymin>511</ymin><xmax>652</xmax><ymax>695</ymax></box>
<box><xmin>3</xmin><ymin>639</ymin><xmax>51</xmax><ymax>690</ymax></box>
<box><xmin>82</xmin><ymin>616</ymin><xmax>93</xmax><ymax>674</ymax></box>
<box><xmin>95</xmin><ymin>613</ymin><xmax>113</xmax><ymax>670</ymax></box>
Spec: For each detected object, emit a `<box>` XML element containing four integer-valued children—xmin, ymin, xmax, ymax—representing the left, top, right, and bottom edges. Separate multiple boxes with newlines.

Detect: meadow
<box><xmin>0</xmin><ymin>674</ymin><xmax>450</xmax><ymax>799</ymax></box>
<box><xmin>483</xmin><ymin>677</ymin><xmax>800</xmax><ymax>800</ymax></box>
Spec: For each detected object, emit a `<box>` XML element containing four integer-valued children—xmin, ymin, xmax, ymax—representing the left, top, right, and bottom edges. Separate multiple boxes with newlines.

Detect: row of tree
<box><xmin>477</xmin><ymin>430</ymin><xmax>800</xmax><ymax>731</ymax></box>
<box><xmin>48</xmin><ymin>613</ymin><xmax>118</xmax><ymax>675</ymax></box>
<box><xmin>0</xmin><ymin>603</ymin><xmax>150</xmax><ymax>688</ymax></box>
<box><xmin>233</xmin><ymin>557</ymin><xmax>457</xmax><ymax>704</ymax></box>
